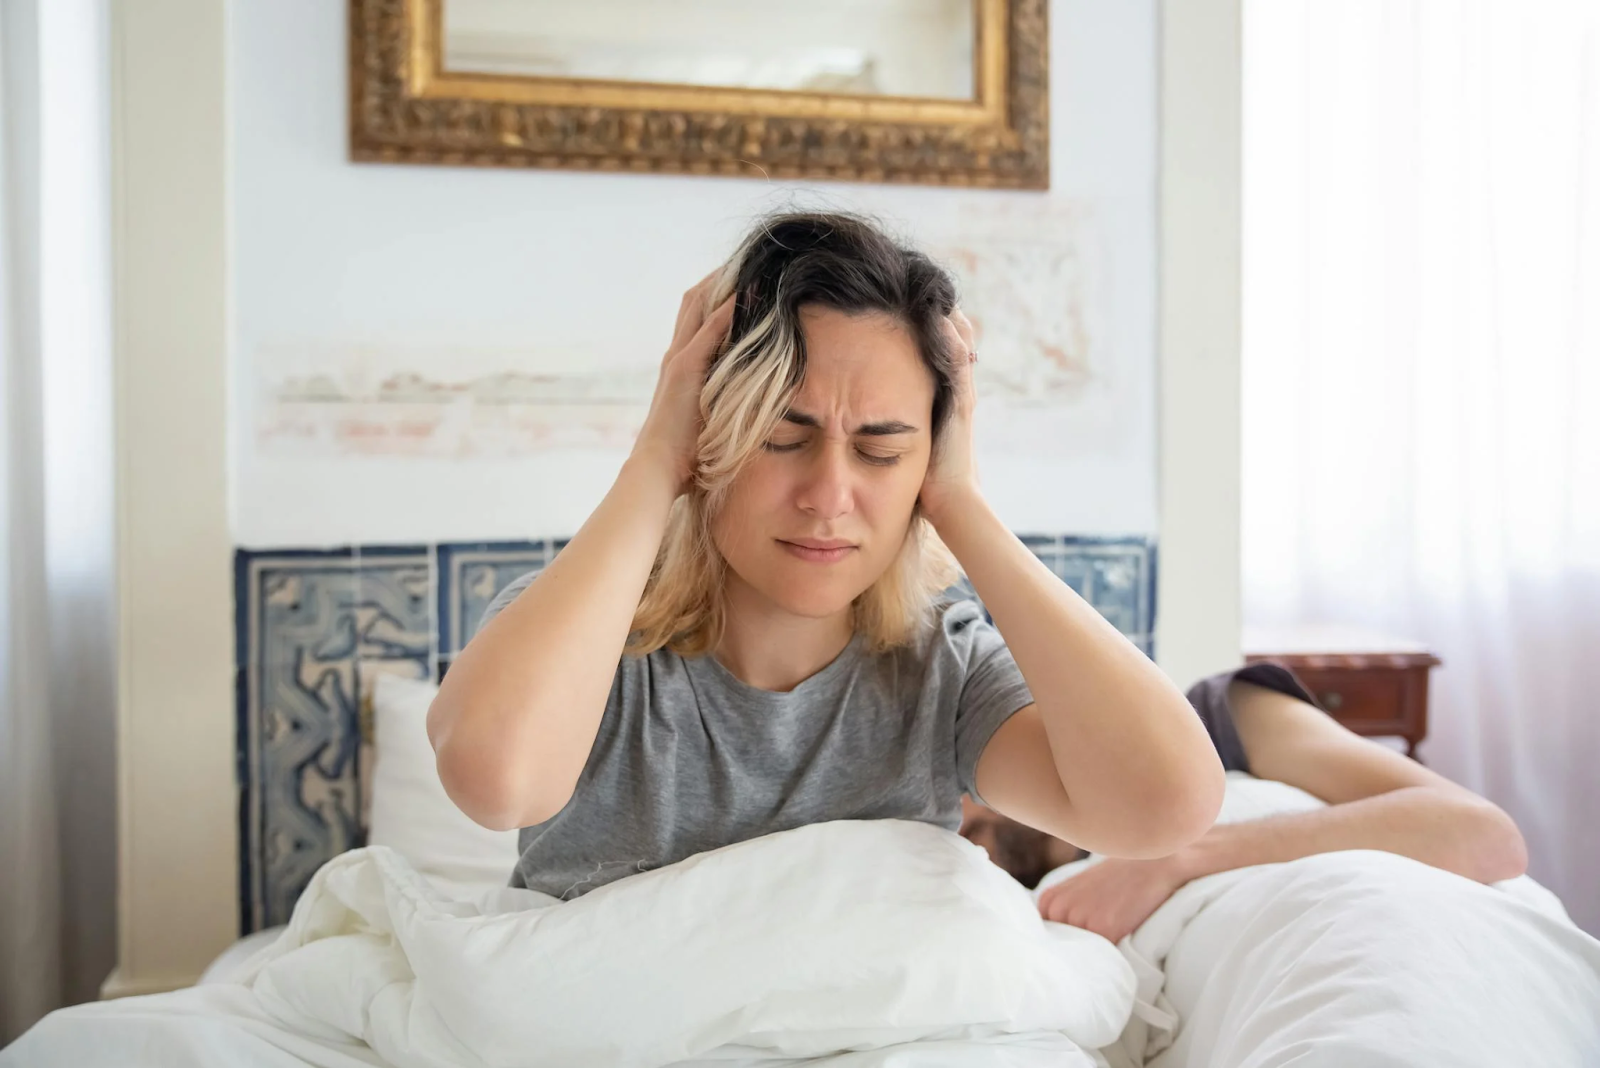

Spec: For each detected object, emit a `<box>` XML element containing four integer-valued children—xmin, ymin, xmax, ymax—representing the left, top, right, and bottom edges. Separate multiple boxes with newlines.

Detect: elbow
<box><xmin>1182</xmin><ymin>756</ymin><xmax>1229</xmax><ymax>846</ymax></box>
<box><xmin>1463</xmin><ymin>798</ymin><xmax>1528</xmax><ymax>883</ymax></box>
<box><xmin>433</xmin><ymin>738</ymin><xmax>568</xmax><ymax>831</ymax></box>
<box><xmin>1125</xmin><ymin>696</ymin><xmax>1229</xmax><ymax>858</ymax></box>
<box><xmin>1108</xmin><ymin>754</ymin><xmax>1227</xmax><ymax>860</ymax></box>
<box><xmin>1149</xmin><ymin>765</ymin><xmax>1227</xmax><ymax>858</ymax></box>
<box><xmin>428</xmin><ymin>697</ymin><xmax>570</xmax><ymax>832</ymax></box>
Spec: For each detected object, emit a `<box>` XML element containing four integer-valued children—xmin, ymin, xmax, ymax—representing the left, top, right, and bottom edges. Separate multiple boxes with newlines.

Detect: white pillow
<box><xmin>367</xmin><ymin>671</ymin><xmax>521</xmax><ymax>891</ymax></box>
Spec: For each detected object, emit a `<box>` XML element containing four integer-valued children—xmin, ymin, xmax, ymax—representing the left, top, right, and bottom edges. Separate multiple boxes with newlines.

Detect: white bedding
<box><xmin>9</xmin><ymin>779</ymin><xmax>1600</xmax><ymax>1067</ymax></box>
<box><xmin>1137</xmin><ymin>851</ymin><xmax>1600</xmax><ymax>1066</ymax></box>
<box><xmin>3</xmin><ymin>820</ymin><xmax>1134</xmax><ymax>1068</ymax></box>
<box><xmin>1061</xmin><ymin>776</ymin><xmax>1600</xmax><ymax>1066</ymax></box>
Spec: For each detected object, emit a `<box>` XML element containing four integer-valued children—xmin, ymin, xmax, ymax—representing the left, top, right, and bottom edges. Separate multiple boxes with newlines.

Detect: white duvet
<box><xmin>1082</xmin><ymin>776</ymin><xmax>1600</xmax><ymax>1067</ymax></box>
<box><xmin>2</xmin><ymin>820</ymin><xmax>1134</xmax><ymax>1068</ymax></box>
<box><xmin>7</xmin><ymin>781</ymin><xmax>1600</xmax><ymax>1067</ymax></box>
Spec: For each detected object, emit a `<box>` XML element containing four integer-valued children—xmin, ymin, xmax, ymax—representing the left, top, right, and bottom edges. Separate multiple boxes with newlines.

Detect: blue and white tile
<box><xmin>235</xmin><ymin>545</ymin><xmax>429</xmax><ymax>933</ymax></box>
<box><xmin>435</xmin><ymin>540</ymin><xmax>552</xmax><ymax>660</ymax></box>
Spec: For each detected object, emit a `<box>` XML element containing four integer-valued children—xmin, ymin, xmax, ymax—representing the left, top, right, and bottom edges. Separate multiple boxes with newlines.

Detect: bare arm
<box><xmin>922</xmin><ymin>312</ymin><xmax>1224</xmax><ymax>860</ymax></box>
<box><xmin>1177</xmin><ymin>680</ymin><xmax>1529</xmax><ymax>884</ymax></box>
<box><xmin>1037</xmin><ymin>679</ymin><xmax>1528</xmax><ymax>939</ymax></box>
<box><xmin>426</xmin><ymin>461</ymin><xmax>678</xmax><ymax>830</ymax></box>
<box><xmin>427</xmin><ymin>280</ymin><xmax>734</xmax><ymax>830</ymax></box>
<box><xmin>941</xmin><ymin>500</ymin><xmax>1225</xmax><ymax>859</ymax></box>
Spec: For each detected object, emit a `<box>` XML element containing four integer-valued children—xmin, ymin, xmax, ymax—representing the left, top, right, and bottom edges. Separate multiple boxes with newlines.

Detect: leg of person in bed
<box><xmin>961</xmin><ymin>668</ymin><xmax>1529</xmax><ymax>943</ymax></box>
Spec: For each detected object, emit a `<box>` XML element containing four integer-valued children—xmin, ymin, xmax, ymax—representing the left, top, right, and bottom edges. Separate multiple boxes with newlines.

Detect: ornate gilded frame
<box><xmin>349</xmin><ymin>0</ymin><xmax>1048</xmax><ymax>188</ymax></box>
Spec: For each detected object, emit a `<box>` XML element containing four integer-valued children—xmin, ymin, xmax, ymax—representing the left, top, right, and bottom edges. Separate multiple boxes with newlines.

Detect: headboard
<box><xmin>232</xmin><ymin>534</ymin><xmax>1155</xmax><ymax>934</ymax></box>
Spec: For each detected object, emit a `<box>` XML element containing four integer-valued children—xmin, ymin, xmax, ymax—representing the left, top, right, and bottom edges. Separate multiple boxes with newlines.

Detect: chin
<box><xmin>761</xmin><ymin>581</ymin><xmax>859</xmax><ymax>620</ymax></box>
<box><xmin>753</xmin><ymin>561</ymin><xmax>871</xmax><ymax>619</ymax></box>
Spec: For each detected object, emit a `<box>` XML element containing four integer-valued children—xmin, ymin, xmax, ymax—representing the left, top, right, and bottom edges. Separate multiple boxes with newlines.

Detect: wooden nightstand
<box><xmin>1242</xmin><ymin>627</ymin><xmax>1442</xmax><ymax>760</ymax></box>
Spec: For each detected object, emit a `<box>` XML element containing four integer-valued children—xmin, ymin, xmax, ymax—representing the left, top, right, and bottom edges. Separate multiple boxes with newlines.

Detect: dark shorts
<box><xmin>1184</xmin><ymin>662</ymin><xmax>1322</xmax><ymax>773</ymax></box>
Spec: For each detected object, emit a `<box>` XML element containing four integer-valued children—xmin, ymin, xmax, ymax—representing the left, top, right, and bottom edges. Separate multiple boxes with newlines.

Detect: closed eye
<box><xmin>763</xmin><ymin>437</ymin><xmax>904</xmax><ymax>465</ymax></box>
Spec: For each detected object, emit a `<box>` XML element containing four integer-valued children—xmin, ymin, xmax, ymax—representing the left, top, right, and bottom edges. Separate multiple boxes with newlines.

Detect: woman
<box><xmin>427</xmin><ymin>212</ymin><xmax>1224</xmax><ymax>901</ymax></box>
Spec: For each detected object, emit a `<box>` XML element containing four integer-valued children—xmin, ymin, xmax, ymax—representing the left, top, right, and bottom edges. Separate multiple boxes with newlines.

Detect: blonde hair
<box><xmin>627</xmin><ymin>213</ymin><xmax>963</xmax><ymax>658</ymax></box>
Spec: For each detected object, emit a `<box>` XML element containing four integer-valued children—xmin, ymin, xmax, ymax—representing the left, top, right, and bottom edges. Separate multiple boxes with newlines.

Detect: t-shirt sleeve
<box><xmin>945</xmin><ymin>600</ymin><xmax>1036</xmax><ymax>803</ymax></box>
<box><xmin>474</xmin><ymin>569</ymin><xmax>540</xmax><ymax>636</ymax></box>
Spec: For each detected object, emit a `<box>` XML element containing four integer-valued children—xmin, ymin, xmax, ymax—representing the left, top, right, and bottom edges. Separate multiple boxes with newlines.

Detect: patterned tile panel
<box><xmin>434</xmin><ymin>540</ymin><xmax>555</xmax><ymax>663</ymax></box>
<box><xmin>945</xmin><ymin>536</ymin><xmax>1155</xmax><ymax>656</ymax></box>
<box><xmin>234</xmin><ymin>546</ymin><xmax>430</xmax><ymax>934</ymax></box>
<box><xmin>234</xmin><ymin>534</ymin><xmax>1154</xmax><ymax>933</ymax></box>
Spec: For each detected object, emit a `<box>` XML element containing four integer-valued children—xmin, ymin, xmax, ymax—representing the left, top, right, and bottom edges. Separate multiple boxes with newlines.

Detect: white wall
<box><xmin>230</xmin><ymin>0</ymin><xmax>1162</xmax><ymax>547</ymax></box>
<box><xmin>1155</xmin><ymin>0</ymin><xmax>1244</xmax><ymax>685</ymax></box>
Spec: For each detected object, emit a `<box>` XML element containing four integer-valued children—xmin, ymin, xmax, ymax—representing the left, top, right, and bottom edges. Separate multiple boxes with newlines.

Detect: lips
<box><xmin>778</xmin><ymin>539</ymin><xmax>857</xmax><ymax>564</ymax></box>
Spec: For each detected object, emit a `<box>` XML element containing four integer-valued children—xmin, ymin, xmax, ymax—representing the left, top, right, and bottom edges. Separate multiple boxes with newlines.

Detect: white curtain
<box><xmin>1</xmin><ymin>0</ymin><xmax>117</xmax><ymax>1040</ymax></box>
<box><xmin>1</xmin><ymin>0</ymin><xmax>63</xmax><ymax>1038</ymax></box>
<box><xmin>1243</xmin><ymin>0</ymin><xmax>1600</xmax><ymax>934</ymax></box>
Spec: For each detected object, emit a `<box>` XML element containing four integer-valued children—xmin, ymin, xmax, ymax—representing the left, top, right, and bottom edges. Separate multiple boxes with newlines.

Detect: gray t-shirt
<box><xmin>476</xmin><ymin>572</ymin><xmax>1035</xmax><ymax>900</ymax></box>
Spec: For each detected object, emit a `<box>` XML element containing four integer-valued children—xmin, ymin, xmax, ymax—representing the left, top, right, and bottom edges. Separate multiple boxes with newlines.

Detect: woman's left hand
<box><xmin>920</xmin><ymin>309</ymin><xmax>981</xmax><ymax>526</ymax></box>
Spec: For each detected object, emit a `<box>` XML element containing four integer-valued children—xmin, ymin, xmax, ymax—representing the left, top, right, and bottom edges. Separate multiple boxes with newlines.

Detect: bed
<box><xmin>6</xmin><ymin>540</ymin><xmax>1596</xmax><ymax>1065</ymax></box>
<box><xmin>7</xmin><ymin>672</ymin><xmax>1600</xmax><ymax>1066</ymax></box>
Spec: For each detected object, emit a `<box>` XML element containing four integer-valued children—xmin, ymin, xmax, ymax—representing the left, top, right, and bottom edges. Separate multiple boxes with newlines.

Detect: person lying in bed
<box><xmin>959</xmin><ymin>662</ymin><xmax>1529</xmax><ymax>942</ymax></box>
<box><xmin>426</xmin><ymin>211</ymin><xmax>1226</xmax><ymax>901</ymax></box>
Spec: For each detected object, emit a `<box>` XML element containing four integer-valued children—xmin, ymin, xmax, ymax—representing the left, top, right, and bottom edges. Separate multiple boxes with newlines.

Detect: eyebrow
<box><xmin>782</xmin><ymin>410</ymin><xmax>920</xmax><ymax>436</ymax></box>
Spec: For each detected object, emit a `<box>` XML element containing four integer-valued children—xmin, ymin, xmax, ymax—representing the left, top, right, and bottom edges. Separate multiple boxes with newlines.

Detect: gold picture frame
<box><xmin>349</xmin><ymin>0</ymin><xmax>1048</xmax><ymax>188</ymax></box>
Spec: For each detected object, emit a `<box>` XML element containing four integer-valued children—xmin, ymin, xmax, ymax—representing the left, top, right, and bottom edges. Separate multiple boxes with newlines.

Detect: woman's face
<box><xmin>710</xmin><ymin>306</ymin><xmax>936</xmax><ymax>622</ymax></box>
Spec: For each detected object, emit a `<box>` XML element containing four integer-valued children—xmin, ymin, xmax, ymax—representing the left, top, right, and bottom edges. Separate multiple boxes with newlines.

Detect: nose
<box><xmin>794</xmin><ymin>441</ymin><xmax>854</xmax><ymax>521</ymax></box>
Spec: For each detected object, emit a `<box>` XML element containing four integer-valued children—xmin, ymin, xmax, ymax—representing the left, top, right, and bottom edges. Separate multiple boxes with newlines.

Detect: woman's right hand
<box><xmin>630</xmin><ymin>273</ymin><xmax>736</xmax><ymax>497</ymax></box>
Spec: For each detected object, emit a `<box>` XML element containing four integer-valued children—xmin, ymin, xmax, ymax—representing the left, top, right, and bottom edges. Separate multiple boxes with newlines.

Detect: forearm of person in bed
<box><xmin>427</xmin><ymin>456</ymin><xmax>678</xmax><ymax>831</ymax></box>
<box><xmin>932</xmin><ymin>489</ymin><xmax>1226</xmax><ymax>860</ymax></box>
<box><xmin>1203</xmin><ymin>680</ymin><xmax>1529</xmax><ymax>883</ymax></box>
<box><xmin>1174</xmin><ymin>786</ymin><xmax>1528</xmax><ymax>887</ymax></box>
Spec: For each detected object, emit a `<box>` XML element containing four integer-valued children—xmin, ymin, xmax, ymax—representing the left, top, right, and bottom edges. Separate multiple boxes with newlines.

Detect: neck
<box><xmin>713</xmin><ymin>574</ymin><xmax>855</xmax><ymax>692</ymax></box>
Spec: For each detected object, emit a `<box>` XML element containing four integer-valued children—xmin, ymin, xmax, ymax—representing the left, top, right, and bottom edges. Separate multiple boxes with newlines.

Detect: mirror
<box><xmin>350</xmin><ymin>0</ymin><xmax>1047</xmax><ymax>187</ymax></box>
<box><xmin>441</xmin><ymin>0</ymin><xmax>978</xmax><ymax>100</ymax></box>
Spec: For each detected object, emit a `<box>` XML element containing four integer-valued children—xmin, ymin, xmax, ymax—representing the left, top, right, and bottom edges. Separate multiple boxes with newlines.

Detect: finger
<box><xmin>939</xmin><ymin>314</ymin><xmax>966</xmax><ymax>353</ymax></box>
<box><xmin>940</xmin><ymin>315</ymin><xmax>979</xmax><ymax>372</ymax></box>
<box><xmin>679</xmin><ymin>296</ymin><xmax>736</xmax><ymax>366</ymax></box>
<box><xmin>939</xmin><ymin>319</ymin><xmax>978</xmax><ymax>408</ymax></box>
<box><xmin>947</xmin><ymin>308</ymin><xmax>976</xmax><ymax>350</ymax></box>
<box><xmin>672</xmin><ymin>270</ymin><xmax>728</xmax><ymax>347</ymax></box>
<box><xmin>681</xmin><ymin>269</ymin><xmax>721</xmax><ymax>307</ymax></box>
